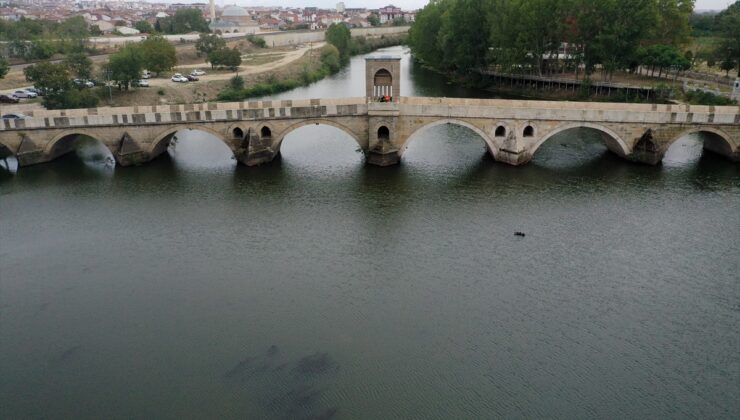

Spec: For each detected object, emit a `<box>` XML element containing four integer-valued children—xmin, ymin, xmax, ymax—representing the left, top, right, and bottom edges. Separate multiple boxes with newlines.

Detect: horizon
<box><xmin>131</xmin><ymin>0</ymin><xmax>735</xmax><ymax>12</ymax></box>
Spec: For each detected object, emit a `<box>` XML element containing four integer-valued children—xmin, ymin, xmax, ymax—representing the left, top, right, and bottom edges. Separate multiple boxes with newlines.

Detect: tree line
<box><xmin>0</xmin><ymin>16</ymin><xmax>90</xmax><ymax>60</ymax></box>
<box><xmin>409</xmin><ymin>0</ymin><xmax>739</xmax><ymax>81</ymax></box>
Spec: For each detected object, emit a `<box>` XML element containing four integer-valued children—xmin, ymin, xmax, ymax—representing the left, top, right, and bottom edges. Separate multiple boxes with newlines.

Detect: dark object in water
<box><xmin>515</xmin><ymin>232</ymin><xmax>526</xmax><ymax>237</ymax></box>
<box><xmin>223</xmin><ymin>357</ymin><xmax>253</xmax><ymax>379</ymax></box>
<box><xmin>267</xmin><ymin>345</ymin><xmax>279</xmax><ymax>357</ymax></box>
<box><xmin>293</xmin><ymin>352</ymin><xmax>339</xmax><ymax>376</ymax></box>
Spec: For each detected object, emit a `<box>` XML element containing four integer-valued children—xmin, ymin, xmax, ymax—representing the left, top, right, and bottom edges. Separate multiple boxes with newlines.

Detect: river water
<box><xmin>1</xmin><ymin>47</ymin><xmax>738</xmax><ymax>419</ymax></box>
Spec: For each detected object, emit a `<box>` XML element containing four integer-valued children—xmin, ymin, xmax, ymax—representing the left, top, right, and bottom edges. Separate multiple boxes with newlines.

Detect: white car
<box><xmin>134</xmin><ymin>79</ymin><xmax>149</xmax><ymax>87</ymax></box>
<box><xmin>190</xmin><ymin>69</ymin><xmax>205</xmax><ymax>76</ymax></box>
<box><xmin>13</xmin><ymin>90</ymin><xmax>37</xmax><ymax>98</ymax></box>
<box><xmin>171</xmin><ymin>74</ymin><xmax>188</xmax><ymax>83</ymax></box>
<box><xmin>141</xmin><ymin>71</ymin><xmax>151</xmax><ymax>79</ymax></box>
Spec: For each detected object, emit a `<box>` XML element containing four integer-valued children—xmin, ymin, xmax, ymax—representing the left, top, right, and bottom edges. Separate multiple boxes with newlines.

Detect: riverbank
<box><xmin>217</xmin><ymin>34</ymin><xmax>407</xmax><ymax>101</ymax></box>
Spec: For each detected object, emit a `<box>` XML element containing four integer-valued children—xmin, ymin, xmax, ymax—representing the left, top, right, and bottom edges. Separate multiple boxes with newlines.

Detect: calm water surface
<box><xmin>1</xmin><ymin>47</ymin><xmax>739</xmax><ymax>419</ymax></box>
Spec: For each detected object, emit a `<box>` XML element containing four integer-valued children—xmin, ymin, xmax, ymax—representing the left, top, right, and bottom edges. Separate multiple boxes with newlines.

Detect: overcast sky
<box><xmin>163</xmin><ymin>0</ymin><xmax>735</xmax><ymax>11</ymax></box>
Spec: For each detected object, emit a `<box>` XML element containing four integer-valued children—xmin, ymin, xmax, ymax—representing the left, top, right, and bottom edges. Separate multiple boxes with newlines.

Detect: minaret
<box><xmin>210</xmin><ymin>0</ymin><xmax>216</xmax><ymax>24</ymax></box>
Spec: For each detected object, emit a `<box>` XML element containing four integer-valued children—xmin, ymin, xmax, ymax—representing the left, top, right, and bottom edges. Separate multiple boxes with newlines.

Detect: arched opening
<box><xmin>233</xmin><ymin>127</ymin><xmax>244</xmax><ymax>139</ymax></box>
<box><xmin>46</xmin><ymin>133</ymin><xmax>115</xmax><ymax>168</ymax></box>
<box><xmin>523</xmin><ymin>126</ymin><xmax>534</xmax><ymax>137</ymax></box>
<box><xmin>401</xmin><ymin>120</ymin><xmax>497</xmax><ymax>170</ymax></box>
<box><xmin>495</xmin><ymin>126</ymin><xmax>506</xmax><ymax>137</ymax></box>
<box><xmin>373</xmin><ymin>69</ymin><xmax>393</xmax><ymax>98</ymax></box>
<box><xmin>261</xmin><ymin>126</ymin><xmax>272</xmax><ymax>139</ymax></box>
<box><xmin>529</xmin><ymin>125</ymin><xmax>629</xmax><ymax>169</ymax></box>
<box><xmin>276</xmin><ymin>123</ymin><xmax>365</xmax><ymax>171</ymax></box>
<box><xmin>663</xmin><ymin>129</ymin><xmax>736</xmax><ymax>166</ymax></box>
<box><xmin>378</xmin><ymin>126</ymin><xmax>390</xmax><ymax>142</ymax></box>
<box><xmin>150</xmin><ymin>128</ymin><xmax>235</xmax><ymax>170</ymax></box>
<box><xmin>0</xmin><ymin>142</ymin><xmax>17</xmax><ymax>175</ymax></box>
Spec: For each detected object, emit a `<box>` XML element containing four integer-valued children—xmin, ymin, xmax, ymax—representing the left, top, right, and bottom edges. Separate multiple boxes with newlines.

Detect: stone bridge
<box><xmin>1</xmin><ymin>57</ymin><xmax>738</xmax><ymax>168</ymax></box>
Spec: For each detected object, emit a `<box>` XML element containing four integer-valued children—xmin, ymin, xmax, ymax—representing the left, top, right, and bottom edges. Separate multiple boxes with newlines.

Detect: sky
<box><xmin>157</xmin><ymin>0</ymin><xmax>735</xmax><ymax>11</ymax></box>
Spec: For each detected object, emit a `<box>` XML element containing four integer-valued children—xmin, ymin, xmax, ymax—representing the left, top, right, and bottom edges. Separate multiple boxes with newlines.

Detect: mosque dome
<box><xmin>222</xmin><ymin>5</ymin><xmax>248</xmax><ymax>17</ymax></box>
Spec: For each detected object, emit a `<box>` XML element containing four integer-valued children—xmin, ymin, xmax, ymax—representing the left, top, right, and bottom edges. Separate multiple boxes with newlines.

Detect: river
<box><xmin>1</xmin><ymin>46</ymin><xmax>738</xmax><ymax>419</ymax></box>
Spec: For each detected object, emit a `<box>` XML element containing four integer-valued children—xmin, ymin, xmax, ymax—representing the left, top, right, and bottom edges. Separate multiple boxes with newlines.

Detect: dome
<box><xmin>222</xmin><ymin>5</ymin><xmax>248</xmax><ymax>17</ymax></box>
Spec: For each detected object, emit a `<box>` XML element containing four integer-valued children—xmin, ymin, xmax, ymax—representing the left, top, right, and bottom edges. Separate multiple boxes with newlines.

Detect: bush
<box><xmin>229</xmin><ymin>75</ymin><xmax>244</xmax><ymax>90</ymax></box>
<box><xmin>246</xmin><ymin>34</ymin><xmax>267</xmax><ymax>48</ymax></box>
<box><xmin>684</xmin><ymin>89</ymin><xmax>737</xmax><ymax>105</ymax></box>
<box><xmin>157</xmin><ymin>88</ymin><xmax>165</xmax><ymax>96</ymax></box>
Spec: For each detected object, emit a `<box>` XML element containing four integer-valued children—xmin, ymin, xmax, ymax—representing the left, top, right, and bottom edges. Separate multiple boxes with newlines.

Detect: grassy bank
<box><xmin>217</xmin><ymin>34</ymin><xmax>406</xmax><ymax>101</ymax></box>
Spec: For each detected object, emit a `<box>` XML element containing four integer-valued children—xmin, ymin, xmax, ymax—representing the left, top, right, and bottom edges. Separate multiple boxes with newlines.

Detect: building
<box><xmin>336</xmin><ymin>2</ymin><xmax>345</xmax><ymax>13</ymax></box>
<box><xmin>209</xmin><ymin>5</ymin><xmax>259</xmax><ymax>34</ymax></box>
<box><xmin>378</xmin><ymin>4</ymin><xmax>402</xmax><ymax>23</ymax></box>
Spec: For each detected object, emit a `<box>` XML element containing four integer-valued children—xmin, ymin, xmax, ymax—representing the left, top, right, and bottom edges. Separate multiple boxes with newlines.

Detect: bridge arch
<box><xmin>0</xmin><ymin>140</ymin><xmax>13</xmax><ymax>158</ymax></box>
<box><xmin>664</xmin><ymin>127</ymin><xmax>737</xmax><ymax>160</ymax></box>
<box><xmin>44</xmin><ymin>129</ymin><xmax>116</xmax><ymax>161</ymax></box>
<box><xmin>273</xmin><ymin>119</ymin><xmax>365</xmax><ymax>152</ymax></box>
<box><xmin>149</xmin><ymin>125</ymin><xmax>233</xmax><ymax>159</ymax></box>
<box><xmin>401</xmin><ymin>119</ymin><xmax>501</xmax><ymax>160</ymax></box>
<box><xmin>530</xmin><ymin>122</ymin><xmax>631</xmax><ymax>158</ymax></box>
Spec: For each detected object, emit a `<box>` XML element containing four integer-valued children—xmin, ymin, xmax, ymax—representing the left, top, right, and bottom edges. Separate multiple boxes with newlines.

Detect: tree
<box><xmin>24</xmin><ymin>62</ymin><xmax>98</xmax><ymax>109</ymax></box>
<box><xmin>108</xmin><ymin>44</ymin><xmax>144</xmax><ymax>90</ymax></box>
<box><xmin>140</xmin><ymin>35</ymin><xmax>177</xmax><ymax>75</ymax></box>
<box><xmin>367</xmin><ymin>14</ymin><xmax>381</xmax><ymax>26</ymax></box>
<box><xmin>157</xmin><ymin>9</ymin><xmax>209</xmax><ymax>34</ymax></box>
<box><xmin>208</xmin><ymin>47</ymin><xmax>241</xmax><ymax>71</ymax></box>
<box><xmin>134</xmin><ymin>20</ymin><xmax>154</xmax><ymax>34</ymax></box>
<box><xmin>325</xmin><ymin>23</ymin><xmax>351</xmax><ymax>63</ymax></box>
<box><xmin>0</xmin><ymin>57</ymin><xmax>8</xmax><ymax>79</ymax></box>
<box><xmin>715</xmin><ymin>1</ymin><xmax>740</xmax><ymax>77</ymax></box>
<box><xmin>648</xmin><ymin>0</ymin><xmax>695</xmax><ymax>46</ymax></box>
<box><xmin>64</xmin><ymin>52</ymin><xmax>93</xmax><ymax>80</ymax></box>
<box><xmin>195</xmin><ymin>33</ymin><xmax>226</xmax><ymax>57</ymax></box>
<box><xmin>229</xmin><ymin>75</ymin><xmax>244</xmax><ymax>90</ymax></box>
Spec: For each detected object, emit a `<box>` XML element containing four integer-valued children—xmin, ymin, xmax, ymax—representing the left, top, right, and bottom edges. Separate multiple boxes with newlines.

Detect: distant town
<box><xmin>0</xmin><ymin>1</ymin><xmax>417</xmax><ymax>35</ymax></box>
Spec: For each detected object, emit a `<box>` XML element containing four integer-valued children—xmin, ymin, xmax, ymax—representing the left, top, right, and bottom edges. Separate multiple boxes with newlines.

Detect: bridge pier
<box><xmin>114</xmin><ymin>133</ymin><xmax>149</xmax><ymax>167</ymax></box>
<box><xmin>233</xmin><ymin>128</ymin><xmax>279</xmax><ymax>166</ymax></box>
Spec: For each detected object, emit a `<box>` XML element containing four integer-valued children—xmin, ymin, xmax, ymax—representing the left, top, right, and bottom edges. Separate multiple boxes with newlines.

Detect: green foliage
<box><xmin>325</xmin><ymin>23</ymin><xmax>351</xmax><ymax>63</ymax></box>
<box><xmin>156</xmin><ymin>9</ymin><xmax>210</xmax><ymax>34</ymax></box>
<box><xmin>134</xmin><ymin>20</ymin><xmax>154</xmax><ymax>34</ymax></box>
<box><xmin>229</xmin><ymin>75</ymin><xmax>245</xmax><ymax>90</ymax></box>
<box><xmin>246</xmin><ymin>34</ymin><xmax>267</xmax><ymax>48</ymax></box>
<box><xmin>107</xmin><ymin>44</ymin><xmax>145</xmax><ymax>90</ymax></box>
<box><xmin>207</xmin><ymin>47</ymin><xmax>242</xmax><ymax>71</ymax></box>
<box><xmin>0</xmin><ymin>56</ymin><xmax>8</xmax><ymax>79</ymax></box>
<box><xmin>367</xmin><ymin>14</ymin><xmax>381</xmax><ymax>26</ymax></box>
<box><xmin>0</xmin><ymin>16</ymin><xmax>92</xmax><ymax>60</ymax></box>
<box><xmin>409</xmin><ymin>0</ymin><xmax>697</xmax><ymax>81</ymax></box>
<box><xmin>714</xmin><ymin>0</ymin><xmax>740</xmax><ymax>77</ymax></box>
<box><xmin>63</xmin><ymin>52</ymin><xmax>93</xmax><ymax>80</ymax></box>
<box><xmin>23</xmin><ymin>62</ymin><xmax>98</xmax><ymax>109</ymax></box>
<box><xmin>684</xmin><ymin>89</ymin><xmax>736</xmax><ymax>105</ymax></box>
<box><xmin>141</xmin><ymin>35</ymin><xmax>177</xmax><ymax>75</ymax></box>
<box><xmin>195</xmin><ymin>33</ymin><xmax>226</xmax><ymax>57</ymax></box>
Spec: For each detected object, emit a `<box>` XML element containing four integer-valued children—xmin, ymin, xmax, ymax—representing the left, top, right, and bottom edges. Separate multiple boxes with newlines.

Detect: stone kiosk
<box><xmin>365</xmin><ymin>56</ymin><xmax>402</xmax><ymax>166</ymax></box>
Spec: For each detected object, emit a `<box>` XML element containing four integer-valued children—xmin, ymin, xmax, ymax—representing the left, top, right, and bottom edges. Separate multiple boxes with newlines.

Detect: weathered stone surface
<box><xmin>0</xmin><ymin>96</ymin><xmax>737</xmax><ymax>168</ymax></box>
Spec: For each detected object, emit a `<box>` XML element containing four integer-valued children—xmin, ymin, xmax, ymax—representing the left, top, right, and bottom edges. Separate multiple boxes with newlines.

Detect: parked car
<box><xmin>141</xmin><ymin>71</ymin><xmax>151</xmax><ymax>79</ymax></box>
<box><xmin>26</xmin><ymin>87</ymin><xmax>44</xmax><ymax>96</ymax></box>
<box><xmin>13</xmin><ymin>90</ymin><xmax>37</xmax><ymax>98</ymax></box>
<box><xmin>2</xmin><ymin>113</ymin><xmax>26</xmax><ymax>119</ymax></box>
<box><xmin>171</xmin><ymin>74</ymin><xmax>188</xmax><ymax>83</ymax></box>
<box><xmin>73</xmin><ymin>79</ymin><xmax>94</xmax><ymax>88</ymax></box>
<box><xmin>0</xmin><ymin>95</ymin><xmax>19</xmax><ymax>104</ymax></box>
<box><xmin>187</xmin><ymin>74</ymin><xmax>199</xmax><ymax>82</ymax></box>
<box><xmin>190</xmin><ymin>69</ymin><xmax>205</xmax><ymax>76</ymax></box>
<box><xmin>133</xmin><ymin>79</ymin><xmax>150</xmax><ymax>87</ymax></box>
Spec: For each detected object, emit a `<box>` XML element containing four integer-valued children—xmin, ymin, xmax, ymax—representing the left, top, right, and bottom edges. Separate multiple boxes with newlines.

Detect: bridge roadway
<box><xmin>1</xmin><ymin>97</ymin><xmax>738</xmax><ymax>168</ymax></box>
